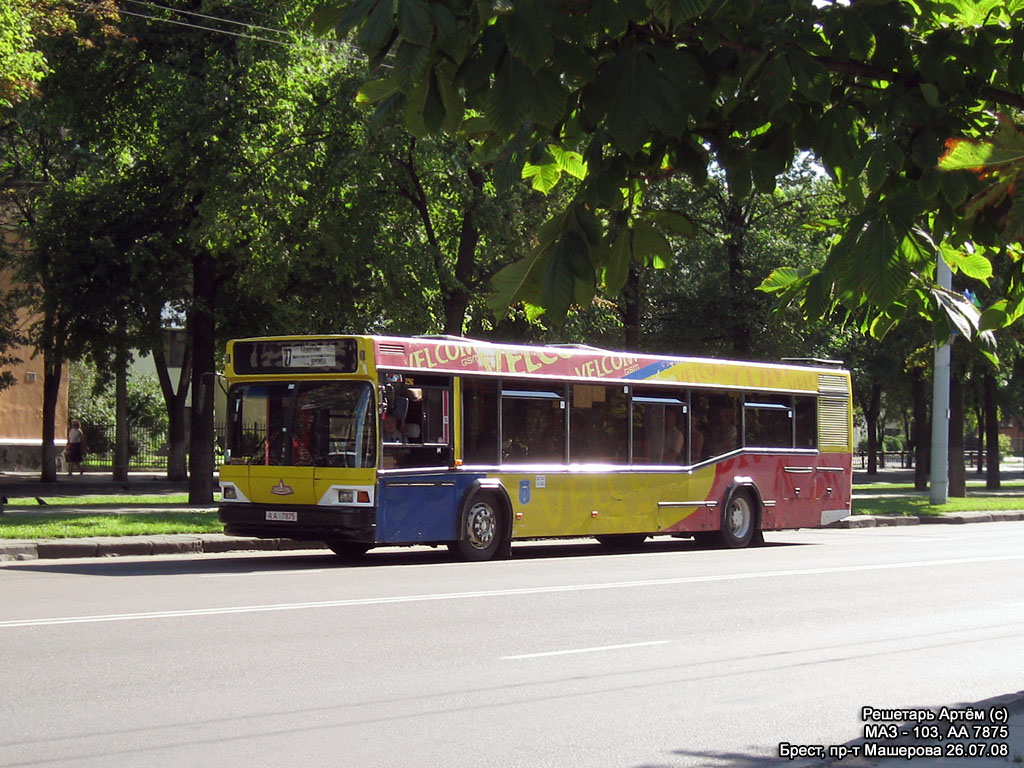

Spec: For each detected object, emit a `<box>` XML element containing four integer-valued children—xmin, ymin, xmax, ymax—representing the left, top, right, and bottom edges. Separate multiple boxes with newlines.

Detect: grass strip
<box><xmin>5</xmin><ymin>494</ymin><xmax>206</xmax><ymax>506</ymax></box>
<box><xmin>0</xmin><ymin>512</ymin><xmax>223</xmax><ymax>539</ymax></box>
<box><xmin>855</xmin><ymin>480</ymin><xmax>1024</xmax><ymax>492</ymax></box>
<box><xmin>853</xmin><ymin>496</ymin><xmax>1024</xmax><ymax>517</ymax></box>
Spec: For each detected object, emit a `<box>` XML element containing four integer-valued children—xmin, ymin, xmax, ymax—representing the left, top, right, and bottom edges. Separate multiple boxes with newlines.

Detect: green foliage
<box><xmin>68</xmin><ymin>361</ymin><xmax>168</xmax><ymax>443</ymax></box>
<box><xmin>999</xmin><ymin>433</ymin><xmax>1013</xmax><ymax>461</ymax></box>
<box><xmin>316</xmin><ymin>0</ymin><xmax>1024</xmax><ymax>345</ymax></box>
<box><xmin>0</xmin><ymin>0</ymin><xmax>48</xmax><ymax>107</ymax></box>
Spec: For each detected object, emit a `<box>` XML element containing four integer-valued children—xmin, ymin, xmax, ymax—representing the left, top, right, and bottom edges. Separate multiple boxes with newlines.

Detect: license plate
<box><xmin>266</xmin><ymin>510</ymin><xmax>298</xmax><ymax>522</ymax></box>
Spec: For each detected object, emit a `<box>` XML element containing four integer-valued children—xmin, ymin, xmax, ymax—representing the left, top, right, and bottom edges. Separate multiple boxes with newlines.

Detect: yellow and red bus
<box><xmin>218</xmin><ymin>335</ymin><xmax>853</xmax><ymax>560</ymax></box>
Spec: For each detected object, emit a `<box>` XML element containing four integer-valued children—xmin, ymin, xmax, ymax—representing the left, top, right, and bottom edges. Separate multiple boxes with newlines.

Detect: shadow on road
<box><xmin>3</xmin><ymin>536</ymin><xmax>810</xmax><ymax>577</ymax></box>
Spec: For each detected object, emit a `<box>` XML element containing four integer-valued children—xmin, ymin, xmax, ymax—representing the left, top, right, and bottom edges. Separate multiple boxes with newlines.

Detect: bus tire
<box><xmin>595</xmin><ymin>534</ymin><xmax>647</xmax><ymax>550</ymax></box>
<box><xmin>328</xmin><ymin>542</ymin><xmax>371</xmax><ymax>561</ymax></box>
<box><xmin>716</xmin><ymin>490</ymin><xmax>758</xmax><ymax>549</ymax></box>
<box><xmin>450</xmin><ymin>494</ymin><xmax>506</xmax><ymax>561</ymax></box>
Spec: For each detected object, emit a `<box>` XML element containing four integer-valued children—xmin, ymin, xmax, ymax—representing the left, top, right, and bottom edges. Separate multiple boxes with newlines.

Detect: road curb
<box><xmin>0</xmin><ymin>535</ymin><xmax>327</xmax><ymax>562</ymax></box>
<box><xmin>831</xmin><ymin>515</ymin><xmax>920</xmax><ymax>528</ymax></box>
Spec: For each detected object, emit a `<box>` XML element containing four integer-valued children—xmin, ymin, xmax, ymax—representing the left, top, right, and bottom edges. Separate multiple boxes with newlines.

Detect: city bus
<box><xmin>218</xmin><ymin>335</ymin><xmax>853</xmax><ymax>560</ymax></box>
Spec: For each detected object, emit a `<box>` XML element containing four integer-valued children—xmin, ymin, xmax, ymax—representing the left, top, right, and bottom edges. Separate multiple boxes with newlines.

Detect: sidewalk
<box><xmin>0</xmin><ymin>469</ymin><xmax>334</xmax><ymax>561</ymax></box>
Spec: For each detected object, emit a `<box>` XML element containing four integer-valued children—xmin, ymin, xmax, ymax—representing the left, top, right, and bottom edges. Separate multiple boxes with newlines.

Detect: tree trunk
<box><xmin>863</xmin><ymin>383</ymin><xmax>882</xmax><ymax>476</ymax></box>
<box><xmin>621</xmin><ymin>262</ymin><xmax>642</xmax><ymax>350</ymax></box>
<box><xmin>949</xmin><ymin>371</ymin><xmax>965</xmax><ymax>496</ymax></box>
<box><xmin>912</xmin><ymin>371</ymin><xmax>929</xmax><ymax>491</ymax></box>
<box><xmin>153</xmin><ymin>327</ymin><xmax>193</xmax><ymax>481</ymax></box>
<box><xmin>974</xmin><ymin>404</ymin><xmax>984</xmax><ymax>474</ymax></box>
<box><xmin>984</xmin><ymin>370</ymin><xmax>1000</xmax><ymax>490</ymax></box>
<box><xmin>40</xmin><ymin>351</ymin><xmax>62</xmax><ymax>483</ymax></box>
<box><xmin>725</xmin><ymin>198</ymin><xmax>751</xmax><ymax>356</ymax></box>
<box><xmin>113</xmin><ymin>358</ymin><xmax>129</xmax><ymax>482</ymax></box>
<box><xmin>188</xmin><ymin>250</ymin><xmax>217</xmax><ymax>503</ymax></box>
<box><xmin>442</xmin><ymin>165</ymin><xmax>484</xmax><ymax>337</ymax></box>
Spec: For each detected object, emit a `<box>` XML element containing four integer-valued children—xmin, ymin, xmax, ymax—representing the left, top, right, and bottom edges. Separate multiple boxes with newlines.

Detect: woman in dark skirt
<box><xmin>66</xmin><ymin>419</ymin><xmax>85</xmax><ymax>475</ymax></box>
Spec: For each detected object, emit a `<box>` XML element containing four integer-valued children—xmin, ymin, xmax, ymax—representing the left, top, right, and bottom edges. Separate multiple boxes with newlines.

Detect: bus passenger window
<box><xmin>462</xmin><ymin>379</ymin><xmax>499</xmax><ymax>464</ymax></box>
<box><xmin>631</xmin><ymin>390</ymin><xmax>688</xmax><ymax>465</ymax></box>
<box><xmin>501</xmin><ymin>382</ymin><xmax>566</xmax><ymax>464</ymax></box>
<box><xmin>693</xmin><ymin>393</ymin><xmax>740</xmax><ymax>460</ymax></box>
<box><xmin>743</xmin><ymin>395</ymin><xmax>794</xmax><ymax>448</ymax></box>
<box><xmin>795</xmin><ymin>397</ymin><xmax>817</xmax><ymax>448</ymax></box>
<box><xmin>570</xmin><ymin>385</ymin><xmax>628</xmax><ymax>463</ymax></box>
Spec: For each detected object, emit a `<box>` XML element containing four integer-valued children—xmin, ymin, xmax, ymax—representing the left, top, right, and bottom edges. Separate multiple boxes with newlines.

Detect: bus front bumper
<box><xmin>218</xmin><ymin>503</ymin><xmax>377</xmax><ymax>544</ymax></box>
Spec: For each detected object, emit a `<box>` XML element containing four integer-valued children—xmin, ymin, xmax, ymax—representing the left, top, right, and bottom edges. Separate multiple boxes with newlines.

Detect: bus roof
<box><xmin>370</xmin><ymin>335</ymin><xmax>846</xmax><ymax>392</ymax></box>
<box><xmin>225</xmin><ymin>334</ymin><xmax>848</xmax><ymax>395</ymax></box>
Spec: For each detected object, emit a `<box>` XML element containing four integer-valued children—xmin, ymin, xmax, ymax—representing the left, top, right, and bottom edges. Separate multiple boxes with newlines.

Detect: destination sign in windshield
<box><xmin>232</xmin><ymin>339</ymin><xmax>358</xmax><ymax>374</ymax></box>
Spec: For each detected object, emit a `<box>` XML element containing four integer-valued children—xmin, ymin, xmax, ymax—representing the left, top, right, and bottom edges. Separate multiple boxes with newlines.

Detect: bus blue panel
<box><xmin>377</xmin><ymin>472</ymin><xmax>485</xmax><ymax>544</ymax></box>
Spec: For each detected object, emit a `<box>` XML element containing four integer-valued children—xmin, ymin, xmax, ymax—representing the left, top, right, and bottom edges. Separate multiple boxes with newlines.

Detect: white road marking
<box><xmin>502</xmin><ymin>640</ymin><xmax>670</xmax><ymax>660</ymax></box>
<box><xmin>2</xmin><ymin>553</ymin><xmax>1022</xmax><ymax>629</ymax></box>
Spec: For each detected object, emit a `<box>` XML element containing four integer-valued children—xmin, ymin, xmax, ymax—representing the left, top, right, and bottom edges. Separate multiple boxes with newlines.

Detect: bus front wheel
<box><xmin>716</xmin><ymin>491</ymin><xmax>757</xmax><ymax>549</ymax></box>
<box><xmin>450</xmin><ymin>496</ymin><xmax>505</xmax><ymax>561</ymax></box>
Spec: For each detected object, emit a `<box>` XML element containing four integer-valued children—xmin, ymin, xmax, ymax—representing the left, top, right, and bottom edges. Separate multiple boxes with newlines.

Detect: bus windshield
<box><xmin>225</xmin><ymin>381</ymin><xmax>377</xmax><ymax>468</ymax></box>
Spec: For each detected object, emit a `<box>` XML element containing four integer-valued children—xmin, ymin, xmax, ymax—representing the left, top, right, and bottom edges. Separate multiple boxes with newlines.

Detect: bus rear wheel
<box><xmin>716</xmin><ymin>491</ymin><xmax>757</xmax><ymax>548</ymax></box>
<box><xmin>450</xmin><ymin>496</ymin><xmax>505</xmax><ymax>561</ymax></box>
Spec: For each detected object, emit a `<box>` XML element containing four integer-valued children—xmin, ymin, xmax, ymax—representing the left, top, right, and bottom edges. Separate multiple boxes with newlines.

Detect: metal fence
<box><xmin>77</xmin><ymin>423</ymin><xmax>233</xmax><ymax>469</ymax></box>
<box><xmin>80</xmin><ymin>423</ymin><xmax>170</xmax><ymax>469</ymax></box>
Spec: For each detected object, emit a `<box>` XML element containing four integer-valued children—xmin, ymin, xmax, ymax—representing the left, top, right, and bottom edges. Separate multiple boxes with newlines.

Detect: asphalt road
<box><xmin>2</xmin><ymin>523</ymin><xmax>1023</xmax><ymax>768</ymax></box>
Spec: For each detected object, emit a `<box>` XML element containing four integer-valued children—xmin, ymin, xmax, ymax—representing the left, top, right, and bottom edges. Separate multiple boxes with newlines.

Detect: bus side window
<box><xmin>693</xmin><ymin>392</ymin><xmax>740</xmax><ymax>460</ymax></box>
<box><xmin>795</xmin><ymin>397</ymin><xmax>817</xmax><ymax>448</ymax></box>
<box><xmin>463</xmin><ymin>378</ymin><xmax>499</xmax><ymax>464</ymax></box>
<box><xmin>743</xmin><ymin>395</ymin><xmax>794</xmax><ymax>448</ymax></box>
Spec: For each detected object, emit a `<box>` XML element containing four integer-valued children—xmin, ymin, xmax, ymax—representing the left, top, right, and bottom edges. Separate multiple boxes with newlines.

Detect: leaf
<box><xmin>758</xmin><ymin>266</ymin><xmax>809</xmax><ymax>294</ymax></box>
<box><xmin>648</xmin><ymin>210</ymin><xmax>695</xmax><ymax>237</ymax></box>
<box><xmin>661</xmin><ymin>0</ymin><xmax>711</xmax><ymax>25</ymax></box>
<box><xmin>942</xmin><ymin>248</ymin><xmax>993</xmax><ymax>282</ymax></box>
<box><xmin>932</xmin><ymin>285</ymin><xmax>981</xmax><ymax>340</ymax></box>
<box><xmin>312</xmin><ymin>0</ymin><xmax>375</xmax><ymax>38</ymax></box>
<box><xmin>978</xmin><ymin>299</ymin><xmax>1010</xmax><ymax>332</ymax></box>
<box><xmin>502</xmin><ymin>0</ymin><xmax>553</xmax><ymax>72</ymax></box>
<box><xmin>358</xmin><ymin>0</ymin><xmax>396</xmax><ymax>56</ymax></box>
<box><xmin>938</xmin><ymin>138</ymin><xmax>1024</xmax><ymax>171</ymax></box>
<box><xmin>355</xmin><ymin>77</ymin><xmax>399</xmax><ymax>104</ymax></box>
<box><xmin>542</xmin><ymin>232</ymin><xmax>585</xmax><ymax>318</ymax></box>
<box><xmin>485</xmin><ymin>56</ymin><xmax>525</xmax><ymax>138</ymax></box>
<box><xmin>396</xmin><ymin>0</ymin><xmax>433</xmax><ymax>46</ymax></box>
<box><xmin>631</xmin><ymin>219</ymin><xmax>673</xmax><ymax>269</ymax></box>
<box><xmin>757</xmin><ymin>56</ymin><xmax>792</xmax><ymax>114</ymax></box>
<box><xmin>393</xmin><ymin>41</ymin><xmax>431</xmax><ymax>91</ymax></box>
<box><xmin>551</xmin><ymin>147</ymin><xmax>587</xmax><ymax>180</ymax></box>
<box><xmin>521</xmin><ymin>159</ymin><xmax>562</xmax><ymax>193</ymax></box>
<box><xmin>919</xmin><ymin>82</ymin><xmax>941</xmax><ymax>108</ymax></box>
<box><xmin>847</xmin><ymin>215</ymin><xmax>908</xmax><ymax>307</ymax></box>
<box><xmin>604</xmin><ymin>226</ymin><xmax>632</xmax><ymax>294</ymax></box>
<box><xmin>489</xmin><ymin>249</ymin><xmax>546</xmax><ymax>313</ymax></box>
<box><xmin>1006</xmin><ymin>190</ymin><xmax>1024</xmax><ymax>243</ymax></box>
<box><xmin>599</xmin><ymin>46</ymin><xmax>655</xmax><ymax>156</ymax></box>
<box><xmin>840</xmin><ymin>10</ymin><xmax>876</xmax><ymax>59</ymax></box>
<box><xmin>437</xmin><ymin>68</ymin><xmax>465</xmax><ymax>134</ymax></box>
